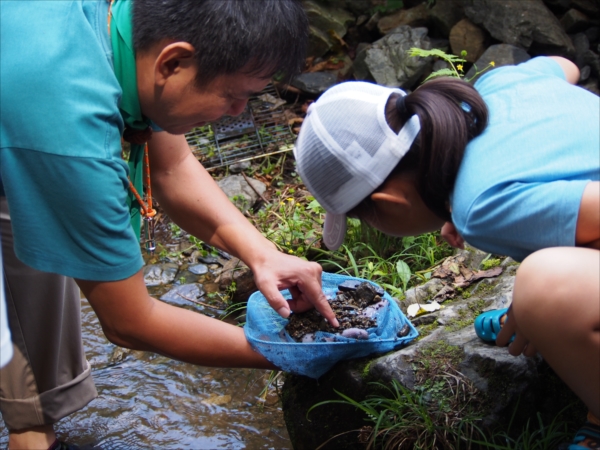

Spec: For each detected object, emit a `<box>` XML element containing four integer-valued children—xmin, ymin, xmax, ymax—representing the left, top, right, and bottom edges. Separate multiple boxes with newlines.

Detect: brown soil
<box><xmin>285</xmin><ymin>281</ymin><xmax>385</xmax><ymax>342</ymax></box>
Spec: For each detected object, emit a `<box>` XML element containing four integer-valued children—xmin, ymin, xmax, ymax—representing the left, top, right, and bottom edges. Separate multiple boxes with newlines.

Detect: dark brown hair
<box><xmin>133</xmin><ymin>0</ymin><xmax>308</xmax><ymax>87</ymax></box>
<box><xmin>350</xmin><ymin>77</ymin><xmax>488</xmax><ymax>223</ymax></box>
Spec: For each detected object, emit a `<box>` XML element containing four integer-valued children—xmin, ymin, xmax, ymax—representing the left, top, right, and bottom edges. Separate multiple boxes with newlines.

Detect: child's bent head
<box><xmin>294</xmin><ymin>78</ymin><xmax>488</xmax><ymax>250</ymax></box>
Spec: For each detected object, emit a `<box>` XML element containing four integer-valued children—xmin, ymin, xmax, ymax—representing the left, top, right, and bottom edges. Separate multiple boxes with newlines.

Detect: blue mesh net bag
<box><xmin>244</xmin><ymin>272</ymin><xmax>418</xmax><ymax>379</ymax></box>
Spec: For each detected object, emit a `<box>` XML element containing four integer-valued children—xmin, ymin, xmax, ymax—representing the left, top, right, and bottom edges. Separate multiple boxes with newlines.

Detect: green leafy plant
<box><xmin>252</xmin><ymin>194</ymin><xmax>323</xmax><ymax>258</ymax></box>
<box><xmin>309</xmin><ymin>378</ymin><xmax>485</xmax><ymax>450</ymax></box>
<box><xmin>409</xmin><ymin>47</ymin><xmax>495</xmax><ymax>83</ymax></box>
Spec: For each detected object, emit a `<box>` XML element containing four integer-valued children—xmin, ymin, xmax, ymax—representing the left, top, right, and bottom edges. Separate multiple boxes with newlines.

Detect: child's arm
<box><xmin>576</xmin><ymin>181</ymin><xmax>600</xmax><ymax>250</ymax></box>
<box><xmin>548</xmin><ymin>56</ymin><xmax>580</xmax><ymax>84</ymax></box>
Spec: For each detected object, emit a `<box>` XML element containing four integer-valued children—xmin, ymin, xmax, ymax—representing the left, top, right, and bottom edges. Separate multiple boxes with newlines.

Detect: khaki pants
<box><xmin>0</xmin><ymin>197</ymin><xmax>97</xmax><ymax>430</ymax></box>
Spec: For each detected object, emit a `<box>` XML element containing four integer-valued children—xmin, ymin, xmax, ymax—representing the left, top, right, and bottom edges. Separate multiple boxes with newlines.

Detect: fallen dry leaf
<box><xmin>327</xmin><ymin>29</ymin><xmax>348</xmax><ymax>49</ymax></box>
<box><xmin>407</xmin><ymin>301</ymin><xmax>441</xmax><ymax>318</ymax></box>
<box><xmin>307</xmin><ymin>60</ymin><xmax>331</xmax><ymax>73</ymax></box>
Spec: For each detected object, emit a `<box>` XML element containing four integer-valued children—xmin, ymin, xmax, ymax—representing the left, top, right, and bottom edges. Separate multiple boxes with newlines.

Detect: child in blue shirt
<box><xmin>294</xmin><ymin>56</ymin><xmax>599</xmax><ymax>449</ymax></box>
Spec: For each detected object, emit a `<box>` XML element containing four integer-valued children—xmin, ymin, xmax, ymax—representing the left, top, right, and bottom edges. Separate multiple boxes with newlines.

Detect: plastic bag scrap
<box><xmin>244</xmin><ymin>272</ymin><xmax>418</xmax><ymax>379</ymax></box>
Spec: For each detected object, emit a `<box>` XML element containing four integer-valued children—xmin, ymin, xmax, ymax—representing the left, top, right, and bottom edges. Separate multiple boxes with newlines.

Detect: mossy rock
<box><xmin>281</xmin><ymin>359</ymin><xmax>371</xmax><ymax>450</ymax></box>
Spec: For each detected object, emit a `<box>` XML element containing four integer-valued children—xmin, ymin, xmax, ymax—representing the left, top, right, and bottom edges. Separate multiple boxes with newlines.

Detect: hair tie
<box><xmin>395</xmin><ymin>94</ymin><xmax>408</xmax><ymax>116</ymax></box>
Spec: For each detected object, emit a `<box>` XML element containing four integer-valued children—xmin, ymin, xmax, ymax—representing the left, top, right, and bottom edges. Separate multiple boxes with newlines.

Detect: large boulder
<box><xmin>429</xmin><ymin>0</ymin><xmax>465</xmax><ymax>37</ymax></box>
<box><xmin>281</xmin><ymin>249</ymin><xmax>586</xmax><ymax>449</ymax></box>
<box><xmin>449</xmin><ymin>18</ymin><xmax>488</xmax><ymax>62</ymax></box>
<box><xmin>465</xmin><ymin>43</ymin><xmax>531</xmax><ymax>83</ymax></box>
<box><xmin>462</xmin><ymin>0</ymin><xmax>575</xmax><ymax>57</ymax></box>
<box><xmin>376</xmin><ymin>3</ymin><xmax>430</xmax><ymax>35</ymax></box>
<box><xmin>304</xmin><ymin>0</ymin><xmax>355</xmax><ymax>58</ymax></box>
<box><xmin>352</xmin><ymin>25</ymin><xmax>432</xmax><ymax>88</ymax></box>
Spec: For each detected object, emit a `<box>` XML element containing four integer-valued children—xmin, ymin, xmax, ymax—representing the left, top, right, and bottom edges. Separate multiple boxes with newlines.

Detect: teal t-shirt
<box><xmin>0</xmin><ymin>0</ymin><xmax>143</xmax><ymax>281</ymax></box>
<box><xmin>451</xmin><ymin>57</ymin><xmax>600</xmax><ymax>261</ymax></box>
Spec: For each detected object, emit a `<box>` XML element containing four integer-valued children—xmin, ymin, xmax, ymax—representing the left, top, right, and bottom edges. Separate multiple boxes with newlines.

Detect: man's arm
<box><xmin>77</xmin><ymin>272</ymin><xmax>275</xmax><ymax>368</ymax></box>
<box><xmin>148</xmin><ymin>131</ymin><xmax>338</xmax><ymax>326</ymax></box>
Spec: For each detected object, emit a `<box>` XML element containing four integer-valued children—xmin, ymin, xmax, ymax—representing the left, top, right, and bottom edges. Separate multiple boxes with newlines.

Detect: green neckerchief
<box><xmin>110</xmin><ymin>0</ymin><xmax>150</xmax><ymax>239</ymax></box>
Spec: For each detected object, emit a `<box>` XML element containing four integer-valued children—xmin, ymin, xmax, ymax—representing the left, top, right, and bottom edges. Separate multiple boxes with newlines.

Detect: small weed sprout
<box><xmin>409</xmin><ymin>48</ymin><xmax>495</xmax><ymax>83</ymax></box>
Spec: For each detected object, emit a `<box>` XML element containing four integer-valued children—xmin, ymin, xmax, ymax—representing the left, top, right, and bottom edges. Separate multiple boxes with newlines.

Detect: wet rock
<box><xmin>449</xmin><ymin>18</ymin><xmax>487</xmax><ymax>63</ymax></box>
<box><xmin>463</xmin><ymin>0</ymin><xmax>575</xmax><ymax>57</ymax></box>
<box><xmin>282</xmin><ymin>252</ymin><xmax>583</xmax><ymax>449</ymax></box>
<box><xmin>304</xmin><ymin>0</ymin><xmax>354</xmax><ymax>58</ymax></box>
<box><xmin>160</xmin><ymin>283</ymin><xmax>205</xmax><ymax>307</ymax></box>
<box><xmin>561</xmin><ymin>8</ymin><xmax>593</xmax><ymax>34</ymax></box>
<box><xmin>143</xmin><ymin>263</ymin><xmax>179</xmax><ymax>286</ymax></box>
<box><xmin>583</xmin><ymin>48</ymin><xmax>600</xmax><ymax>79</ymax></box>
<box><xmin>543</xmin><ymin>0</ymin><xmax>571</xmax><ymax>13</ymax></box>
<box><xmin>570</xmin><ymin>0</ymin><xmax>599</xmax><ymax>17</ymax></box>
<box><xmin>377</xmin><ymin>3</ymin><xmax>430</xmax><ymax>35</ymax></box>
<box><xmin>465</xmin><ymin>44</ymin><xmax>531</xmax><ymax>83</ymax></box>
<box><xmin>572</xmin><ymin>32</ymin><xmax>590</xmax><ymax>67</ymax></box>
<box><xmin>586</xmin><ymin>26</ymin><xmax>600</xmax><ymax>44</ymax></box>
<box><xmin>188</xmin><ymin>263</ymin><xmax>209</xmax><ymax>275</ymax></box>
<box><xmin>580</xmin><ymin>76</ymin><xmax>600</xmax><ymax>95</ymax></box>
<box><xmin>216</xmin><ymin>174</ymin><xmax>266</xmax><ymax>213</ymax></box>
<box><xmin>429</xmin><ymin>0</ymin><xmax>465</xmax><ymax>37</ymax></box>
<box><xmin>196</xmin><ymin>254</ymin><xmax>221</xmax><ymax>265</ymax></box>
<box><xmin>290</xmin><ymin>72</ymin><xmax>338</xmax><ymax>96</ymax></box>
<box><xmin>353</xmin><ymin>25</ymin><xmax>432</xmax><ymax>88</ymax></box>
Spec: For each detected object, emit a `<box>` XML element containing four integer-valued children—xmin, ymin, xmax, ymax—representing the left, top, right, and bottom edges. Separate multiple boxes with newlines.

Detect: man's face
<box><xmin>143</xmin><ymin>71</ymin><xmax>270</xmax><ymax>135</ymax></box>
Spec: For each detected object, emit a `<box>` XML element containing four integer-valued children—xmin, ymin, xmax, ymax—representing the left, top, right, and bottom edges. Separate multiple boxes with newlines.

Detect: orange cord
<box><xmin>109</xmin><ymin>2</ymin><xmax>156</xmax><ymax>221</ymax></box>
<box><xmin>107</xmin><ymin>0</ymin><xmax>114</xmax><ymax>37</ymax></box>
<box><xmin>127</xmin><ymin>143</ymin><xmax>156</xmax><ymax>219</ymax></box>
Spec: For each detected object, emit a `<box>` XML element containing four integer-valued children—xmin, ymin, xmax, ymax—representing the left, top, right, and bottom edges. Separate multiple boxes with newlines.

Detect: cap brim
<box><xmin>323</xmin><ymin>213</ymin><xmax>347</xmax><ymax>251</ymax></box>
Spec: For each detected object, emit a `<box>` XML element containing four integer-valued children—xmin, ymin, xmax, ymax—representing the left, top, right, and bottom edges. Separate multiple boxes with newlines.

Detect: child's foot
<box><xmin>560</xmin><ymin>420</ymin><xmax>600</xmax><ymax>449</ymax></box>
<box><xmin>474</xmin><ymin>308</ymin><xmax>513</xmax><ymax>343</ymax></box>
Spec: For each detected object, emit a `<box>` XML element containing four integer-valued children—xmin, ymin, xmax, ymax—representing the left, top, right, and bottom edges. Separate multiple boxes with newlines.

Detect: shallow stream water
<box><xmin>0</xmin><ymin>282</ymin><xmax>292</xmax><ymax>449</ymax></box>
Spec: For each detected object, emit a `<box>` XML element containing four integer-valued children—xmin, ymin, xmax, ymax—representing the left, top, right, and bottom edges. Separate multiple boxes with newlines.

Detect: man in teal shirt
<box><xmin>0</xmin><ymin>1</ymin><xmax>337</xmax><ymax>448</ymax></box>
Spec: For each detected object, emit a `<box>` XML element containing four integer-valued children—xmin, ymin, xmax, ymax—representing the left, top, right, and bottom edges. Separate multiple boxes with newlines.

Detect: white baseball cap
<box><xmin>294</xmin><ymin>81</ymin><xmax>421</xmax><ymax>250</ymax></box>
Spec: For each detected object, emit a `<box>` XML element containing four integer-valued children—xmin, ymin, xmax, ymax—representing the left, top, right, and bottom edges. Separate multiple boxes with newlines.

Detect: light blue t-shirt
<box><xmin>0</xmin><ymin>1</ymin><xmax>144</xmax><ymax>281</ymax></box>
<box><xmin>451</xmin><ymin>57</ymin><xmax>600</xmax><ymax>262</ymax></box>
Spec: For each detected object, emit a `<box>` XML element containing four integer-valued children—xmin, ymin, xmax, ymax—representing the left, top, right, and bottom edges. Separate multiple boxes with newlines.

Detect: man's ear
<box><xmin>154</xmin><ymin>42</ymin><xmax>195</xmax><ymax>86</ymax></box>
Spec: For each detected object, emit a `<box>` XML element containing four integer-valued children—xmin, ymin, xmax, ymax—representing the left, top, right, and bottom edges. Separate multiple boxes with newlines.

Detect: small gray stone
<box><xmin>290</xmin><ymin>72</ymin><xmax>338</xmax><ymax>96</ymax></box>
<box><xmin>188</xmin><ymin>264</ymin><xmax>209</xmax><ymax>275</ymax></box>
<box><xmin>228</xmin><ymin>161</ymin><xmax>251</xmax><ymax>173</ymax></box>
<box><xmin>465</xmin><ymin>44</ymin><xmax>531</xmax><ymax>83</ymax></box>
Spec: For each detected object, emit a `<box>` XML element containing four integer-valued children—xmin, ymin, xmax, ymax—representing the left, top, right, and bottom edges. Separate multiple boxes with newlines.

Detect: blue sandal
<box><xmin>474</xmin><ymin>308</ymin><xmax>512</xmax><ymax>343</ymax></box>
<box><xmin>559</xmin><ymin>421</ymin><xmax>600</xmax><ymax>449</ymax></box>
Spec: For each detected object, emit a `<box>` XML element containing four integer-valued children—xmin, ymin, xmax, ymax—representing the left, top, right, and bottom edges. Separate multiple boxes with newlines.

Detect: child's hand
<box><xmin>441</xmin><ymin>222</ymin><xmax>465</xmax><ymax>249</ymax></box>
<box><xmin>496</xmin><ymin>306</ymin><xmax>538</xmax><ymax>357</ymax></box>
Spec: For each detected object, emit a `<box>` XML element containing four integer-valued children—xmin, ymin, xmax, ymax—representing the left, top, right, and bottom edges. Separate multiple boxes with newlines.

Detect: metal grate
<box><xmin>185</xmin><ymin>84</ymin><xmax>295</xmax><ymax>169</ymax></box>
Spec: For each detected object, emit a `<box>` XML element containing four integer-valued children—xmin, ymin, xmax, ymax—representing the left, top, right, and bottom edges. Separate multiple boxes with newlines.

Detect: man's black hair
<box><xmin>132</xmin><ymin>0</ymin><xmax>309</xmax><ymax>86</ymax></box>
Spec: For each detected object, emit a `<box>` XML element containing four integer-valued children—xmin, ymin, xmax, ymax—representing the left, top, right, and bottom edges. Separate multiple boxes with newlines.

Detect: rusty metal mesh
<box><xmin>185</xmin><ymin>84</ymin><xmax>295</xmax><ymax>169</ymax></box>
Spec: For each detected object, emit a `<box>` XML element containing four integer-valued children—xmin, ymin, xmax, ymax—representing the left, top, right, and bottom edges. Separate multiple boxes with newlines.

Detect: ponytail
<box><xmin>386</xmin><ymin>77</ymin><xmax>488</xmax><ymax>221</ymax></box>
